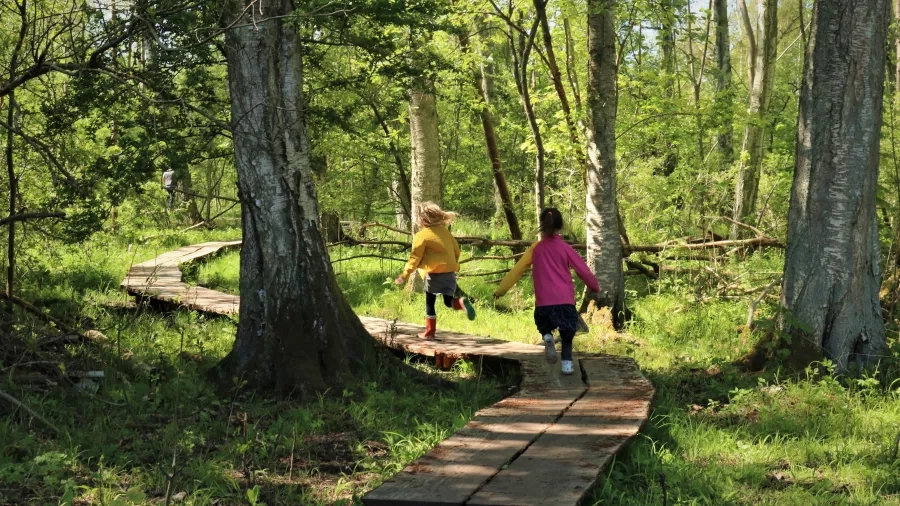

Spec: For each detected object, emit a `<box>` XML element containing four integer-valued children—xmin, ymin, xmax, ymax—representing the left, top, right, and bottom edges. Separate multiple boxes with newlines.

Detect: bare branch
<box><xmin>0</xmin><ymin>388</ymin><xmax>61</xmax><ymax>434</ymax></box>
<box><xmin>0</xmin><ymin>211</ymin><xmax>65</xmax><ymax>227</ymax></box>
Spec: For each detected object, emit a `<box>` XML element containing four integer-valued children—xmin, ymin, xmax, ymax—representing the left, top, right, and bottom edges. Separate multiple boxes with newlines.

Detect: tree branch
<box><xmin>0</xmin><ymin>388</ymin><xmax>61</xmax><ymax>435</ymax></box>
<box><xmin>0</xmin><ymin>211</ymin><xmax>65</xmax><ymax>227</ymax></box>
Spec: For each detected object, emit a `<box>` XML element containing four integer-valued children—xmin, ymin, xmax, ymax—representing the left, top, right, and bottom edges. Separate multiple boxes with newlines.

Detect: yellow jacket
<box><xmin>400</xmin><ymin>225</ymin><xmax>461</xmax><ymax>279</ymax></box>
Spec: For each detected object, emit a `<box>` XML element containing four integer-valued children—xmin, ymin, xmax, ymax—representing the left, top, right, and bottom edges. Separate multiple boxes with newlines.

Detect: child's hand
<box><xmin>394</xmin><ymin>276</ymin><xmax>405</xmax><ymax>286</ymax></box>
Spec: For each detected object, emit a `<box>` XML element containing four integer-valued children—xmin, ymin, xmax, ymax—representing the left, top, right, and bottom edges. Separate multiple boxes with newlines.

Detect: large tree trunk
<box><xmin>586</xmin><ymin>0</ymin><xmax>625</xmax><ymax>328</ymax></box>
<box><xmin>781</xmin><ymin>0</ymin><xmax>889</xmax><ymax>371</ymax></box>
<box><xmin>461</xmin><ymin>26</ymin><xmax>522</xmax><ymax>240</ymax></box>
<box><xmin>731</xmin><ymin>0</ymin><xmax>777</xmax><ymax>237</ymax></box>
<box><xmin>408</xmin><ymin>83</ymin><xmax>443</xmax><ymax>229</ymax></box>
<box><xmin>220</xmin><ymin>0</ymin><xmax>373</xmax><ymax>394</ymax></box>
<box><xmin>713</xmin><ymin>0</ymin><xmax>734</xmax><ymax>162</ymax></box>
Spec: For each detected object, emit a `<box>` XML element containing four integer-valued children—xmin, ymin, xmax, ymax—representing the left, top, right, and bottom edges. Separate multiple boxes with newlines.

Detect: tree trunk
<box><xmin>659</xmin><ymin>0</ymin><xmax>677</xmax><ymax>97</ymax></box>
<box><xmin>370</xmin><ymin>103</ymin><xmax>411</xmax><ymax>230</ymax></box>
<box><xmin>657</xmin><ymin>0</ymin><xmax>678</xmax><ymax>176</ymax></box>
<box><xmin>511</xmin><ymin>21</ymin><xmax>547</xmax><ymax>224</ymax></box>
<box><xmin>586</xmin><ymin>0</ymin><xmax>625</xmax><ymax>328</ymax></box>
<box><xmin>460</xmin><ymin>28</ymin><xmax>522</xmax><ymax>240</ymax></box>
<box><xmin>408</xmin><ymin>83</ymin><xmax>443</xmax><ymax>229</ymax></box>
<box><xmin>534</xmin><ymin>0</ymin><xmax>585</xmax><ymax>173</ymax></box>
<box><xmin>391</xmin><ymin>176</ymin><xmax>411</xmax><ymax>231</ymax></box>
<box><xmin>781</xmin><ymin>0</ymin><xmax>889</xmax><ymax>371</ymax></box>
<box><xmin>713</xmin><ymin>0</ymin><xmax>734</xmax><ymax>162</ymax></box>
<box><xmin>731</xmin><ymin>0</ymin><xmax>777</xmax><ymax>237</ymax></box>
<box><xmin>220</xmin><ymin>0</ymin><xmax>373</xmax><ymax>394</ymax></box>
<box><xmin>320</xmin><ymin>212</ymin><xmax>343</xmax><ymax>244</ymax></box>
<box><xmin>895</xmin><ymin>0</ymin><xmax>900</xmax><ymax>96</ymax></box>
<box><xmin>4</xmin><ymin>93</ymin><xmax>15</xmax><ymax>316</ymax></box>
<box><xmin>180</xmin><ymin>167</ymin><xmax>203</xmax><ymax>223</ymax></box>
<box><xmin>563</xmin><ymin>18</ymin><xmax>583</xmax><ymax>111</ymax></box>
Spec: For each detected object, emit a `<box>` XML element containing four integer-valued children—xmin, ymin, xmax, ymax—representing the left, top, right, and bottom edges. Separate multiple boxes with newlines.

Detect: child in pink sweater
<box><xmin>493</xmin><ymin>208</ymin><xmax>600</xmax><ymax>375</ymax></box>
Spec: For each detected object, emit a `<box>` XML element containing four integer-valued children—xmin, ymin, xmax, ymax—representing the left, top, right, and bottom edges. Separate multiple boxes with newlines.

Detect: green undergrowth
<box><xmin>2</xmin><ymin>226</ymin><xmax>508</xmax><ymax>505</ymax></box>
<box><xmin>195</xmin><ymin>243</ymin><xmax>900</xmax><ymax>504</ymax></box>
<box><xmin>5</xmin><ymin>224</ymin><xmax>900</xmax><ymax>505</ymax></box>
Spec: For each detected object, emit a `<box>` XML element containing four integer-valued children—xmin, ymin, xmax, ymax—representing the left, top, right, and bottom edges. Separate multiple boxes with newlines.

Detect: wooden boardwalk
<box><xmin>122</xmin><ymin>241</ymin><xmax>655</xmax><ymax>506</ymax></box>
<box><xmin>120</xmin><ymin>241</ymin><xmax>242</xmax><ymax>314</ymax></box>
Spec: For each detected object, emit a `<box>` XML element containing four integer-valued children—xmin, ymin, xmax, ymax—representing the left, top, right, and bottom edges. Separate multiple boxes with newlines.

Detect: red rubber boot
<box><xmin>418</xmin><ymin>317</ymin><xmax>437</xmax><ymax>339</ymax></box>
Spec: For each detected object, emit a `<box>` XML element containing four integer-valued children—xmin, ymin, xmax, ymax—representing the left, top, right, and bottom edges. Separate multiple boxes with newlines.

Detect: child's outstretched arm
<box><xmin>395</xmin><ymin>231</ymin><xmax>427</xmax><ymax>284</ymax></box>
<box><xmin>493</xmin><ymin>243</ymin><xmax>536</xmax><ymax>297</ymax></box>
<box><xmin>566</xmin><ymin>246</ymin><xmax>600</xmax><ymax>293</ymax></box>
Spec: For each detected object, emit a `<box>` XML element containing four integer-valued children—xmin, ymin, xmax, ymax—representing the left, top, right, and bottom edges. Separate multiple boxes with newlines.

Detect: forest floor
<box><xmin>2</xmin><ymin>222</ymin><xmax>899</xmax><ymax>505</ymax></box>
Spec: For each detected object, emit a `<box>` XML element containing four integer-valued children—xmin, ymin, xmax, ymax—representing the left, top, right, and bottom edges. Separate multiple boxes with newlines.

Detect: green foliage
<box><xmin>1</xmin><ymin>228</ymin><xmax>508</xmax><ymax>506</ymax></box>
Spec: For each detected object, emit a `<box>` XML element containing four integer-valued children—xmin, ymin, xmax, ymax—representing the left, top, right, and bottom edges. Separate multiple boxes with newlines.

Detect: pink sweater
<box><xmin>494</xmin><ymin>235</ymin><xmax>601</xmax><ymax>307</ymax></box>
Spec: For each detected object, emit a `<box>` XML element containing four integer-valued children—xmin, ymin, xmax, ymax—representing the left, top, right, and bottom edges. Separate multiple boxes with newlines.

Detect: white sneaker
<box><xmin>542</xmin><ymin>334</ymin><xmax>558</xmax><ymax>364</ymax></box>
<box><xmin>561</xmin><ymin>360</ymin><xmax>574</xmax><ymax>375</ymax></box>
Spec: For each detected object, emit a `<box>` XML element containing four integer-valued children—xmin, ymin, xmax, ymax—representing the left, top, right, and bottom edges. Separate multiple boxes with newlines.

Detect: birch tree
<box><xmin>586</xmin><ymin>0</ymin><xmax>625</xmax><ymax>328</ymax></box>
<box><xmin>220</xmin><ymin>0</ymin><xmax>374</xmax><ymax>393</ymax></box>
<box><xmin>731</xmin><ymin>0</ymin><xmax>777</xmax><ymax>237</ymax></box>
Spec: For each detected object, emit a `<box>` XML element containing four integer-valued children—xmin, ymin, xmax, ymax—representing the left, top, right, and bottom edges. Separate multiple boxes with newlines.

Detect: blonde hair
<box><xmin>416</xmin><ymin>201</ymin><xmax>457</xmax><ymax>228</ymax></box>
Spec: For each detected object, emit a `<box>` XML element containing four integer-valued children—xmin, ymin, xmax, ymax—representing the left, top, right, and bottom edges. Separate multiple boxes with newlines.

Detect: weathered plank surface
<box><xmin>120</xmin><ymin>242</ymin><xmax>656</xmax><ymax>506</ymax></box>
<box><xmin>466</xmin><ymin>358</ymin><xmax>655</xmax><ymax>506</ymax></box>
<box><xmin>120</xmin><ymin>241</ymin><xmax>241</xmax><ymax>315</ymax></box>
<box><xmin>362</xmin><ymin>361</ymin><xmax>585</xmax><ymax>506</ymax></box>
<box><xmin>360</xmin><ymin>316</ymin><xmax>543</xmax><ymax>360</ymax></box>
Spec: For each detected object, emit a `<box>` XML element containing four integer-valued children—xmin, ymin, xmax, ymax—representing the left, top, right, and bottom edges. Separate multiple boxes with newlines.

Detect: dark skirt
<box><xmin>424</xmin><ymin>272</ymin><xmax>457</xmax><ymax>296</ymax></box>
<box><xmin>534</xmin><ymin>304</ymin><xmax>589</xmax><ymax>335</ymax></box>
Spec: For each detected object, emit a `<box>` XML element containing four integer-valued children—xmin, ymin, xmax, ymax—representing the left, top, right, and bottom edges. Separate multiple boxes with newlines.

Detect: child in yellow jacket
<box><xmin>394</xmin><ymin>202</ymin><xmax>476</xmax><ymax>338</ymax></box>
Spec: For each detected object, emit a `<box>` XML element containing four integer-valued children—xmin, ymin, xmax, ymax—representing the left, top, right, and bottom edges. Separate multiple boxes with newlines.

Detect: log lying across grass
<box><xmin>329</xmin><ymin>226</ymin><xmax>784</xmax><ymax>256</ymax></box>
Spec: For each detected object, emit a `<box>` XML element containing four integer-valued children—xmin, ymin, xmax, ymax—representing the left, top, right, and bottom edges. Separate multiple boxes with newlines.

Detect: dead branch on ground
<box><xmin>332</xmin><ymin>254</ymin><xmax>406</xmax><ymax>264</ymax></box>
<box><xmin>0</xmin><ymin>293</ymin><xmax>73</xmax><ymax>333</ymax></box>
<box><xmin>746</xmin><ymin>278</ymin><xmax>782</xmax><ymax>329</ymax></box>
<box><xmin>0</xmin><ymin>388</ymin><xmax>60</xmax><ymax>434</ymax></box>
<box><xmin>329</xmin><ymin>233</ymin><xmax>783</xmax><ymax>256</ymax></box>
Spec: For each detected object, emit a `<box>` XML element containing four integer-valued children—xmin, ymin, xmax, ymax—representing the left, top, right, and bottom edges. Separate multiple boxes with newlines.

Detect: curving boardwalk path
<box><xmin>121</xmin><ymin>241</ymin><xmax>655</xmax><ymax>506</ymax></box>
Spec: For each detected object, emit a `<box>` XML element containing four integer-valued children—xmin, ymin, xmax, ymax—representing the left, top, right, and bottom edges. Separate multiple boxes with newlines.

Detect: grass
<box><xmin>195</xmin><ymin>242</ymin><xmax>900</xmax><ymax>505</ymax></box>
<box><xmin>4</xmin><ymin>222</ymin><xmax>900</xmax><ymax>505</ymax></box>
<box><xmin>1</xmin><ymin>226</ymin><xmax>508</xmax><ymax>505</ymax></box>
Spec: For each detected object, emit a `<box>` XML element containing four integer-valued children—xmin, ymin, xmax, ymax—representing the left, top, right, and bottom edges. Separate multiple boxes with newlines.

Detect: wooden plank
<box><xmin>121</xmin><ymin>243</ymin><xmax>658</xmax><ymax>506</ymax></box>
<box><xmin>121</xmin><ymin>241</ymin><xmax>242</xmax><ymax>316</ymax></box>
<box><xmin>359</xmin><ymin>317</ymin><xmax>543</xmax><ymax>360</ymax></box>
<box><xmin>466</xmin><ymin>357</ymin><xmax>654</xmax><ymax>506</ymax></box>
<box><xmin>361</xmin><ymin>362</ymin><xmax>584</xmax><ymax>506</ymax></box>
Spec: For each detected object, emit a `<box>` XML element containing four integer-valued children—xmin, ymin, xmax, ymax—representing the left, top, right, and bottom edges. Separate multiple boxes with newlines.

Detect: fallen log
<box><xmin>330</xmin><ymin>235</ymin><xmax>784</xmax><ymax>256</ymax></box>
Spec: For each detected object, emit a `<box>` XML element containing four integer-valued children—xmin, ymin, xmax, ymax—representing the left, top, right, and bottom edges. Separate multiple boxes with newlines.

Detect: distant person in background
<box><xmin>493</xmin><ymin>207</ymin><xmax>599</xmax><ymax>375</ymax></box>
<box><xmin>395</xmin><ymin>202</ymin><xmax>476</xmax><ymax>339</ymax></box>
<box><xmin>161</xmin><ymin>168</ymin><xmax>176</xmax><ymax>208</ymax></box>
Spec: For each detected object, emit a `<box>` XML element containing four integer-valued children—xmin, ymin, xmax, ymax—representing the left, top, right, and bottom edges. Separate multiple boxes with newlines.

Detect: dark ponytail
<box><xmin>539</xmin><ymin>207</ymin><xmax>563</xmax><ymax>238</ymax></box>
